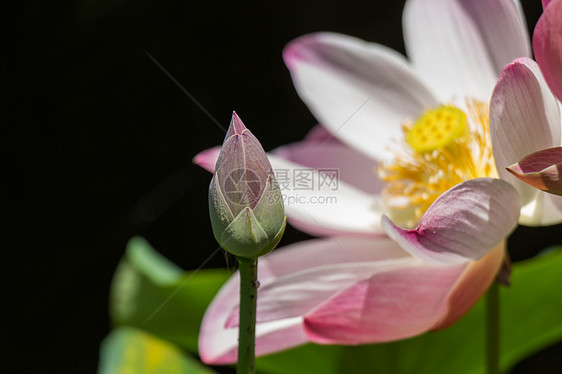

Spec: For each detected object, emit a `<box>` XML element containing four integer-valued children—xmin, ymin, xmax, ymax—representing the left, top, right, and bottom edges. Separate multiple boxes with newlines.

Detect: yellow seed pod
<box><xmin>406</xmin><ymin>106</ymin><xmax>468</xmax><ymax>153</ymax></box>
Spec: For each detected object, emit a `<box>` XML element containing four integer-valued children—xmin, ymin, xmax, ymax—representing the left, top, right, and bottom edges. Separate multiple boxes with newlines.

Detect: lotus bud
<box><xmin>208</xmin><ymin>112</ymin><xmax>286</xmax><ymax>259</ymax></box>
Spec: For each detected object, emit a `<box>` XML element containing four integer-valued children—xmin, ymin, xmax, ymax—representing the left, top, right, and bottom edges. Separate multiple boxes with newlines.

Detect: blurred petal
<box><xmin>199</xmin><ymin>236</ymin><xmax>411</xmax><ymax>363</ymax></box>
<box><xmin>382</xmin><ymin>178</ymin><xmax>520</xmax><ymax>264</ymax></box>
<box><xmin>193</xmin><ymin>146</ymin><xmax>221</xmax><ymax>172</ymax></box>
<box><xmin>534</xmin><ymin>0</ymin><xmax>562</xmax><ymax>102</ymax></box>
<box><xmin>302</xmin><ymin>124</ymin><xmax>344</xmax><ymax>144</ymax></box>
<box><xmin>490</xmin><ymin>57</ymin><xmax>562</xmax><ymax>206</ymax></box>
<box><xmin>404</xmin><ymin>0</ymin><xmax>530</xmax><ymax>101</ymax></box>
<box><xmin>273</xmin><ymin>140</ymin><xmax>382</xmax><ymax>195</ymax></box>
<box><xmin>283</xmin><ymin>32</ymin><xmax>438</xmax><ymax>161</ymax></box>
<box><xmin>506</xmin><ymin>147</ymin><xmax>562</xmax><ymax>195</ymax></box>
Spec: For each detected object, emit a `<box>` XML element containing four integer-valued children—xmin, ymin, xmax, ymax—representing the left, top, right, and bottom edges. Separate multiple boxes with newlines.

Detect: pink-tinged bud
<box><xmin>506</xmin><ymin>147</ymin><xmax>562</xmax><ymax>196</ymax></box>
<box><xmin>208</xmin><ymin>112</ymin><xmax>286</xmax><ymax>259</ymax></box>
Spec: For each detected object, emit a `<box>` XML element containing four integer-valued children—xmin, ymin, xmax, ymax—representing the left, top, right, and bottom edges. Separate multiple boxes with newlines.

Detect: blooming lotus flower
<box><xmin>208</xmin><ymin>112</ymin><xmax>286</xmax><ymax>259</ymax></box>
<box><xmin>497</xmin><ymin>0</ymin><xmax>562</xmax><ymax>199</ymax></box>
<box><xmin>194</xmin><ymin>0</ymin><xmax>538</xmax><ymax>363</ymax></box>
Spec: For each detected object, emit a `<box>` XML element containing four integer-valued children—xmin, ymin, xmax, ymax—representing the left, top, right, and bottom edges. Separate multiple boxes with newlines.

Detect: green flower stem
<box><xmin>486</xmin><ymin>281</ymin><xmax>500</xmax><ymax>374</ymax></box>
<box><xmin>237</xmin><ymin>257</ymin><xmax>258</xmax><ymax>374</ymax></box>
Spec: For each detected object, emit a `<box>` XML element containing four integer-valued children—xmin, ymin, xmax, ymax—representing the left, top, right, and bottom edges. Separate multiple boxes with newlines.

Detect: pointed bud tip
<box><xmin>225</xmin><ymin>111</ymin><xmax>247</xmax><ymax>139</ymax></box>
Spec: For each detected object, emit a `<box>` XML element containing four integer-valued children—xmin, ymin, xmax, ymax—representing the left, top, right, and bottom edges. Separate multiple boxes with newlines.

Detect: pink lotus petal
<box><xmin>302</xmin><ymin>124</ymin><xmax>343</xmax><ymax>144</ymax></box>
<box><xmin>403</xmin><ymin>0</ymin><xmax>530</xmax><ymax>102</ymax></box>
<box><xmin>199</xmin><ymin>236</ymin><xmax>410</xmax><ymax>363</ymax></box>
<box><xmin>304</xmin><ymin>242</ymin><xmax>504</xmax><ymax>344</ymax></box>
<box><xmin>534</xmin><ymin>0</ymin><xmax>562</xmax><ymax>102</ymax></box>
<box><xmin>434</xmin><ymin>242</ymin><xmax>505</xmax><ymax>328</ymax></box>
<box><xmin>283</xmin><ymin>32</ymin><xmax>438</xmax><ymax>162</ymax></box>
<box><xmin>193</xmin><ymin>146</ymin><xmax>221</xmax><ymax>172</ymax></box>
<box><xmin>200</xmin><ymin>235</ymin><xmax>502</xmax><ymax>361</ymax></box>
<box><xmin>272</xmin><ymin>140</ymin><xmax>382</xmax><ymax>195</ymax></box>
<box><xmin>506</xmin><ymin>147</ymin><xmax>562</xmax><ymax>196</ymax></box>
<box><xmin>283</xmin><ymin>216</ymin><xmax>382</xmax><ymax>238</ymax></box>
<box><xmin>269</xmin><ymin>155</ymin><xmax>383</xmax><ymax>236</ymax></box>
<box><xmin>490</xmin><ymin>57</ymin><xmax>561</xmax><ymax>207</ymax></box>
<box><xmin>304</xmin><ymin>260</ymin><xmax>466</xmax><ymax>344</ymax></box>
<box><xmin>381</xmin><ymin>178</ymin><xmax>520</xmax><ymax>264</ymax></box>
<box><xmin>543</xmin><ymin>0</ymin><xmax>553</xmax><ymax>8</ymax></box>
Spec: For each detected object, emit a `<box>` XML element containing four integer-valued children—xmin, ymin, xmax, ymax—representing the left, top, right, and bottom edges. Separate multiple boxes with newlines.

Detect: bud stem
<box><xmin>237</xmin><ymin>256</ymin><xmax>258</xmax><ymax>374</ymax></box>
<box><xmin>485</xmin><ymin>281</ymin><xmax>500</xmax><ymax>374</ymax></box>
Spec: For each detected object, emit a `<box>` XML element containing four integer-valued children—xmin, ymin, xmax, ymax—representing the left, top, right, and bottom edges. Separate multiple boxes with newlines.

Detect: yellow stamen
<box><xmin>379</xmin><ymin>100</ymin><xmax>496</xmax><ymax>228</ymax></box>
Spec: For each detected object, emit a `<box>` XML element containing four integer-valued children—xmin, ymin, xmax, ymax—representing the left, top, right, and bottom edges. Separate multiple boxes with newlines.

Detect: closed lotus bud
<box><xmin>209</xmin><ymin>112</ymin><xmax>286</xmax><ymax>259</ymax></box>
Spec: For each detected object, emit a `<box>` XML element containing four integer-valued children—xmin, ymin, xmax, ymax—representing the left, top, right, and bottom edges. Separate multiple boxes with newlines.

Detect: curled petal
<box><xmin>382</xmin><ymin>178</ymin><xmax>520</xmax><ymax>264</ymax></box>
<box><xmin>534</xmin><ymin>0</ymin><xmax>562</xmax><ymax>102</ymax></box>
<box><xmin>507</xmin><ymin>147</ymin><xmax>562</xmax><ymax>196</ymax></box>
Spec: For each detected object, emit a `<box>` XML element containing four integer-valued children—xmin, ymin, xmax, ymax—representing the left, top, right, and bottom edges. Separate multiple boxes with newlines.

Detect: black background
<box><xmin>3</xmin><ymin>0</ymin><xmax>561</xmax><ymax>373</ymax></box>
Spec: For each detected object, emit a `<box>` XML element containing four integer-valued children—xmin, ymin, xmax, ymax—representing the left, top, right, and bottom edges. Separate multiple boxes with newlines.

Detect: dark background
<box><xmin>3</xmin><ymin>0</ymin><xmax>561</xmax><ymax>373</ymax></box>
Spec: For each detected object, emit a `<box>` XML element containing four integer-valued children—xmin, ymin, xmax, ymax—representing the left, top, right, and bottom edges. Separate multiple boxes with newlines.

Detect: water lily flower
<box><xmin>194</xmin><ymin>0</ymin><xmax>540</xmax><ymax>363</ymax></box>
